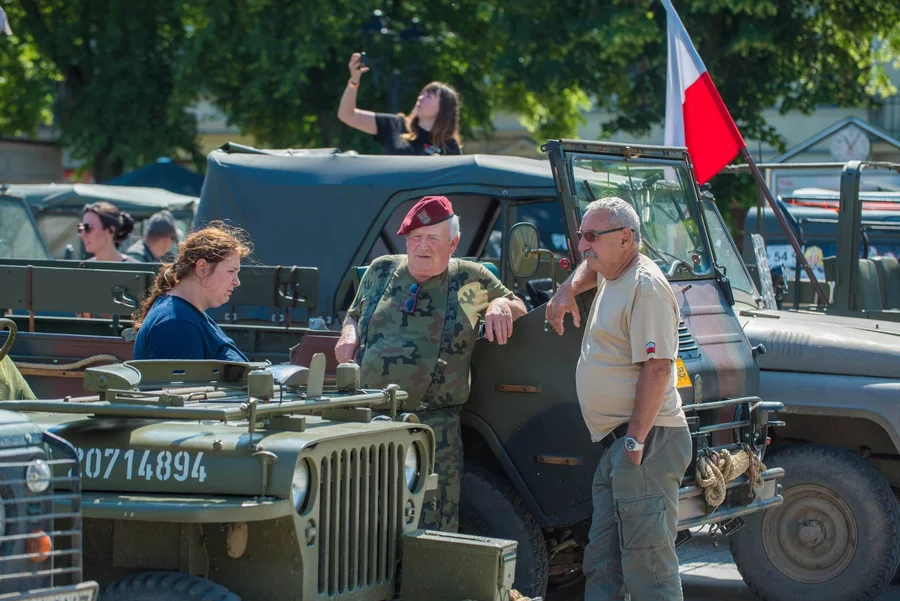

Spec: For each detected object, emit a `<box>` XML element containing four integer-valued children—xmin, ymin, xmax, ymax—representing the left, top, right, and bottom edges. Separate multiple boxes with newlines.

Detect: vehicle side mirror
<box><xmin>713</xmin><ymin>263</ymin><xmax>735</xmax><ymax>306</ymax></box>
<box><xmin>508</xmin><ymin>222</ymin><xmax>541</xmax><ymax>278</ymax></box>
<box><xmin>769</xmin><ymin>264</ymin><xmax>788</xmax><ymax>309</ymax></box>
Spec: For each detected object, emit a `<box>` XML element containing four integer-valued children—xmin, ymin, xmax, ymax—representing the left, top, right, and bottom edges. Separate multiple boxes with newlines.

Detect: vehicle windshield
<box><xmin>570</xmin><ymin>156</ymin><xmax>713</xmax><ymax>278</ymax></box>
<box><xmin>700</xmin><ymin>199</ymin><xmax>758</xmax><ymax>298</ymax></box>
<box><xmin>0</xmin><ymin>195</ymin><xmax>50</xmax><ymax>259</ymax></box>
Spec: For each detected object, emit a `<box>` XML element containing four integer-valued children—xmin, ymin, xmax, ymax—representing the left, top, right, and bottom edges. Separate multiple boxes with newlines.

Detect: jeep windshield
<box><xmin>569</xmin><ymin>156</ymin><xmax>713</xmax><ymax>280</ymax></box>
<box><xmin>0</xmin><ymin>193</ymin><xmax>50</xmax><ymax>259</ymax></box>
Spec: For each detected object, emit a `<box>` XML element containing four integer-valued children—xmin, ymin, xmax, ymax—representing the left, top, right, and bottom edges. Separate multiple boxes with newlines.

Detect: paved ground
<box><xmin>678</xmin><ymin>534</ymin><xmax>900</xmax><ymax>600</ymax></box>
<box><xmin>547</xmin><ymin>532</ymin><xmax>900</xmax><ymax>600</ymax></box>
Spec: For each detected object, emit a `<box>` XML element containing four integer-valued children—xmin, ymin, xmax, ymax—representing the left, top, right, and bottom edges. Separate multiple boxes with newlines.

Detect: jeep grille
<box><xmin>0</xmin><ymin>433</ymin><xmax>83</xmax><ymax>594</ymax></box>
<box><xmin>318</xmin><ymin>442</ymin><xmax>404</xmax><ymax>597</ymax></box>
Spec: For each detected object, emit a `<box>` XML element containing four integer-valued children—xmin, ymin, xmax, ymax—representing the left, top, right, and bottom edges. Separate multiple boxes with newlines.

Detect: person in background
<box><xmin>78</xmin><ymin>202</ymin><xmax>138</xmax><ymax>262</ymax></box>
<box><xmin>337</xmin><ymin>52</ymin><xmax>462</xmax><ymax>156</ymax></box>
<box><xmin>132</xmin><ymin>222</ymin><xmax>252</xmax><ymax>362</ymax></box>
<box><xmin>125</xmin><ymin>209</ymin><xmax>180</xmax><ymax>263</ymax></box>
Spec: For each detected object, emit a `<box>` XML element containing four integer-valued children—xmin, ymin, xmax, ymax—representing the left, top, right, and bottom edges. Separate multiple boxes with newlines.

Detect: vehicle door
<box><xmin>465</xmin><ymin>140</ymin><xmax>759</xmax><ymax>523</ymax></box>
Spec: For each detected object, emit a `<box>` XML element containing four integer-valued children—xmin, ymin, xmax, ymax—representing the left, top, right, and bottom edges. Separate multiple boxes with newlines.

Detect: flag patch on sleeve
<box><xmin>646</xmin><ymin>341</ymin><xmax>657</xmax><ymax>354</ymax></box>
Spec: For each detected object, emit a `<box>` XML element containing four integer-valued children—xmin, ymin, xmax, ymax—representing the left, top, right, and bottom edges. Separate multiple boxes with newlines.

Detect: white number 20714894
<box><xmin>71</xmin><ymin>447</ymin><xmax>207</xmax><ymax>483</ymax></box>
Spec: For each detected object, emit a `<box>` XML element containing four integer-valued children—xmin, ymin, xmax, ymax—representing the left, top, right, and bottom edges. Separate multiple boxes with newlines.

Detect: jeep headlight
<box><xmin>26</xmin><ymin>459</ymin><xmax>52</xmax><ymax>493</ymax></box>
<box><xmin>291</xmin><ymin>460</ymin><xmax>310</xmax><ymax>512</ymax></box>
<box><xmin>405</xmin><ymin>445</ymin><xmax>420</xmax><ymax>491</ymax></box>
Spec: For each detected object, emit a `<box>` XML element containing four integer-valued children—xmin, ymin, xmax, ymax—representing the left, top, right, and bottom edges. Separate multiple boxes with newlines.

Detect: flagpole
<box><xmin>738</xmin><ymin>146</ymin><xmax>828</xmax><ymax>305</ymax></box>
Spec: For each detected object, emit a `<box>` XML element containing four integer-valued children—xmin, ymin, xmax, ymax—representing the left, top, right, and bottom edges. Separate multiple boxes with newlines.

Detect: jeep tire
<box><xmin>459</xmin><ymin>461</ymin><xmax>549</xmax><ymax>598</ymax></box>
<box><xmin>730</xmin><ymin>444</ymin><xmax>900</xmax><ymax>601</ymax></box>
<box><xmin>100</xmin><ymin>571</ymin><xmax>241</xmax><ymax>601</ymax></box>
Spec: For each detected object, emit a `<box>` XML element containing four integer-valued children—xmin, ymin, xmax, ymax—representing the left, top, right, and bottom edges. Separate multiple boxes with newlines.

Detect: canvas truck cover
<box><xmin>196</xmin><ymin>148</ymin><xmax>557</xmax><ymax>316</ymax></box>
<box><xmin>8</xmin><ymin>183</ymin><xmax>198</xmax><ymax>218</ymax></box>
<box><xmin>7</xmin><ymin>183</ymin><xmax>199</xmax><ymax>258</ymax></box>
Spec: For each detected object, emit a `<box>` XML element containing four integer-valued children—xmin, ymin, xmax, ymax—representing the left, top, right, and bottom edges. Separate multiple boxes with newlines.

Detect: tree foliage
<box><xmin>598</xmin><ymin>0</ymin><xmax>900</xmax><ymax>151</ymax></box>
<box><xmin>186</xmin><ymin>0</ymin><xmax>900</xmax><ymax>154</ymax></box>
<box><xmin>1</xmin><ymin>0</ymin><xmax>899</xmax><ymax>182</ymax></box>
<box><xmin>0</xmin><ymin>0</ymin><xmax>201</xmax><ymax>180</ymax></box>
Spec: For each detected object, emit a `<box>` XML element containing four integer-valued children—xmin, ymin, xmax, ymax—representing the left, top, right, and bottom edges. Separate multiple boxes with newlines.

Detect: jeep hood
<box><xmin>738</xmin><ymin>308</ymin><xmax>900</xmax><ymax>378</ymax></box>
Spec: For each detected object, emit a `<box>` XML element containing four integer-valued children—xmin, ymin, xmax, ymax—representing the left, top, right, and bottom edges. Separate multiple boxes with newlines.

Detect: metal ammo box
<box><xmin>400</xmin><ymin>530</ymin><xmax>518</xmax><ymax>601</ymax></box>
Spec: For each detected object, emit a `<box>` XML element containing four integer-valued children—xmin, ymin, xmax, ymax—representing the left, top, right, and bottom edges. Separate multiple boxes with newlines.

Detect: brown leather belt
<box><xmin>601</xmin><ymin>422</ymin><xmax>629</xmax><ymax>448</ymax></box>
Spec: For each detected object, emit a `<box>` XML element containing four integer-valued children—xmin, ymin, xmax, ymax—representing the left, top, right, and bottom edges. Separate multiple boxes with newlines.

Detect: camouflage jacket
<box><xmin>347</xmin><ymin>255</ymin><xmax>514</xmax><ymax>411</ymax></box>
<box><xmin>0</xmin><ymin>356</ymin><xmax>36</xmax><ymax>401</ymax></box>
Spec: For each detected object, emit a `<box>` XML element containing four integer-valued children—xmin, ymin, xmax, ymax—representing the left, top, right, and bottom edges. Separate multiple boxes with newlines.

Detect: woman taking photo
<box><xmin>79</xmin><ymin>202</ymin><xmax>138</xmax><ymax>262</ymax></box>
<box><xmin>337</xmin><ymin>52</ymin><xmax>462</xmax><ymax>156</ymax></box>
<box><xmin>132</xmin><ymin>222</ymin><xmax>252</xmax><ymax>361</ymax></box>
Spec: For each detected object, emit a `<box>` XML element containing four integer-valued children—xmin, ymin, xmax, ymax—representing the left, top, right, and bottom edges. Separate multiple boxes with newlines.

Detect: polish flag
<box><xmin>662</xmin><ymin>0</ymin><xmax>744</xmax><ymax>184</ymax></box>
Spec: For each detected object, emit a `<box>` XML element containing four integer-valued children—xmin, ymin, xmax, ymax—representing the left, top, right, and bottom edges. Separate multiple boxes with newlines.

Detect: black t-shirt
<box><xmin>374</xmin><ymin>113</ymin><xmax>461</xmax><ymax>156</ymax></box>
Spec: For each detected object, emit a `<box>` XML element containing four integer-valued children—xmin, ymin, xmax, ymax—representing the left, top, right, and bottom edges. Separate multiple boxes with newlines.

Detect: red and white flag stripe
<box><xmin>662</xmin><ymin>0</ymin><xmax>744</xmax><ymax>184</ymax></box>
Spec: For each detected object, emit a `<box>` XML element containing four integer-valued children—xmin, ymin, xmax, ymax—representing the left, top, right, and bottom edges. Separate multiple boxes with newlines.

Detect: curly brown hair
<box><xmin>132</xmin><ymin>221</ymin><xmax>252</xmax><ymax>329</ymax></box>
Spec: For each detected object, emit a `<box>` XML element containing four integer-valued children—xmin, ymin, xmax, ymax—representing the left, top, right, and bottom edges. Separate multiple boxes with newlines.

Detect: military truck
<box><xmin>1</xmin><ymin>140</ymin><xmax>785</xmax><ymax>598</ymax></box>
<box><xmin>0</xmin><ymin>319</ymin><xmax>97</xmax><ymax>601</ymax></box>
<box><xmin>702</xmin><ymin>185</ymin><xmax>900</xmax><ymax>601</ymax></box>
<box><xmin>2</xmin><ymin>339</ymin><xmax>529</xmax><ymax>601</ymax></box>
<box><xmin>741</xmin><ymin>160</ymin><xmax>900</xmax><ymax>317</ymax></box>
<box><xmin>0</xmin><ymin>186</ymin><xmax>52</xmax><ymax>261</ymax></box>
<box><xmin>6</xmin><ymin>183</ymin><xmax>196</xmax><ymax>260</ymax></box>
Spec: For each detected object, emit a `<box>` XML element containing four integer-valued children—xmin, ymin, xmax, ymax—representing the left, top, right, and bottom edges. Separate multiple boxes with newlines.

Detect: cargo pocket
<box><xmin>655</xmin><ymin>568</ymin><xmax>682</xmax><ymax>591</ymax></box>
<box><xmin>616</xmin><ymin>494</ymin><xmax>668</xmax><ymax>550</ymax></box>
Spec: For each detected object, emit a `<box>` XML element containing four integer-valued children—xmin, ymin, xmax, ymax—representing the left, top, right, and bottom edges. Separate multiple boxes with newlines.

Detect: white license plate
<box><xmin>1</xmin><ymin>582</ymin><xmax>98</xmax><ymax>601</ymax></box>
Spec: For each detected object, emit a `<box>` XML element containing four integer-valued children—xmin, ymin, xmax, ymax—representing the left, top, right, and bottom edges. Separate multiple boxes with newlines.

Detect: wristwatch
<box><xmin>623</xmin><ymin>436</ymin><xmax>645</xmax><ymax>452</ymax></box>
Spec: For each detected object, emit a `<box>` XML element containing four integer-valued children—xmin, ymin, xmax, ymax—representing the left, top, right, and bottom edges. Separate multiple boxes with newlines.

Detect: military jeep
<box><xmin>2</xmin><ymin>354</ymin><xmax>524</xmax><ymax>601</ymax></box>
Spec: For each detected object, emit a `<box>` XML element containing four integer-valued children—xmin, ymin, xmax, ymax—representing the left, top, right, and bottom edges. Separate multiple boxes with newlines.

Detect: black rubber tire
<box><xmin>459</xmin><ymin>461</ymin><xmax>549</xmax><ymax>598</ymax></box>
<box><xmin>730</xmin><ymin>444</ymin><xmax>900</xmax><ymax>601</ymax></box>
<box><xmin>100</xmin><ymin>571</ymin><xmax>241</xmax><ymax>601</ymax></box>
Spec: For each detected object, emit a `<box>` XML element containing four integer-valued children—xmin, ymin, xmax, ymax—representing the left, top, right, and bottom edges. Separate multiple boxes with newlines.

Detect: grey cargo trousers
<box><xmin>583</xmin><ymin>425</ymin><xmax>693</xmax><ymax>601</ymax></box>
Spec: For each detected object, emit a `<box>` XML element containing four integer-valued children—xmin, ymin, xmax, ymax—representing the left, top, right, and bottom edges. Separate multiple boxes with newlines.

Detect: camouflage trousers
<box><xmin>417</xmin><ymin>407</ymin><xmax>463</xmax><ymax>533</ymax></box>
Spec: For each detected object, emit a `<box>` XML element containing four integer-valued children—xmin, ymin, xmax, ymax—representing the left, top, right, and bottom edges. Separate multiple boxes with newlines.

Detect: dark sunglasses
<box><xmin>404</xmin><ymin>283</ymin><xmax>420</xmax><ymax>313</ymax></box>
<box><xmin>77</xmin><ymin>222</ymin><xmax>94</xmax><ymax>234</ymax></box>
<box><xmin>576</xmin><ymin>226</ymin><xmax>628</xmax><ymax>243</ymax></box>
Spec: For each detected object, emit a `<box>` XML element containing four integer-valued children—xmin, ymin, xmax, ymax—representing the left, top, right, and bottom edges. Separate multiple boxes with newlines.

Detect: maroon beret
<box><xmin>397</xmin><ymin>196</ymin><xmax>455</xmax><ymax>236</ymax></box>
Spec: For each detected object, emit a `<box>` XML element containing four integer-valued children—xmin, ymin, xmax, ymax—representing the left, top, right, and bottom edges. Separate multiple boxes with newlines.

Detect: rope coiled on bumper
<box><xmin>695</xmin><ymin>445</ymin><xmax>766</xmax><ymax>508</ymax></box>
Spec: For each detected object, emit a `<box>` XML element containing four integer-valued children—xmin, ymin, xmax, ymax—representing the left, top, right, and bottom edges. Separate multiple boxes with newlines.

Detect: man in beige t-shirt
<box><xmin>547</xmin><ymin>198</ymin><xmax>692</xmax><ymax>601</ymax></box>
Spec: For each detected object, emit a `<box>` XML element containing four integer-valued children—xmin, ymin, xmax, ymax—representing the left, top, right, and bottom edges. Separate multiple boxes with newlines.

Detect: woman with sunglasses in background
<box><xmin>78</xmin><ymin>202</ymin><xmax>139</xmax><ymax>262</ymax></box>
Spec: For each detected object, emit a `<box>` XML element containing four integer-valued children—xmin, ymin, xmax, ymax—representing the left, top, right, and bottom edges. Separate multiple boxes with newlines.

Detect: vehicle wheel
<box><xmin>730</xmin><ymin>444</ymin><xmax>900</xmax><ymax>601</ymax></box>
<box><xmin>459</xmin><ymin>461</ymin><xmax>549</xmax><ymax>598</ymax></box>
<box><xmin>100</xmin><ymin>571</ymin><xmax>241</xmax><ymax>601</ymax></box>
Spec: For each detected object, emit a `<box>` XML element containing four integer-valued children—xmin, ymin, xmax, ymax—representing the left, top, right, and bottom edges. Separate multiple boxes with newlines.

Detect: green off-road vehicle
<box><xmin>0</xmin><ymin>320</ymin><xmax>97</xmax><ymax>601</ymax></box>
<box><xmin>1</xmin><ymin>315</ymin><xmax>519</xmax><ymax>601</ymax></box>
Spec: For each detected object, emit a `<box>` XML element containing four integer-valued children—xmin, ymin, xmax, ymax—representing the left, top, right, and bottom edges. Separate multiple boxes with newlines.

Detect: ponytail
<box><xmin>133</xmin><ymin>263</ymin><xmax>187</xmax><ymax>329</ymax></box>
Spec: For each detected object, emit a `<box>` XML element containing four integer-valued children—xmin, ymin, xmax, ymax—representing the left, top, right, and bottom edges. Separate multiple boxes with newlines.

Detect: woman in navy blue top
<box><xmin>133</xmin><ymin>222</ymin><xmax>252</xmax><ymax>362</ymax></box>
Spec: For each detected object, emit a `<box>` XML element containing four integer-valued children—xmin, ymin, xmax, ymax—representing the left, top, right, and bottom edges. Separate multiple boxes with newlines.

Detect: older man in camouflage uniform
<box><xmin>336</xmin><ymin>195</ymin><xmax>527</xmax><ymax>532</ymax></box>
